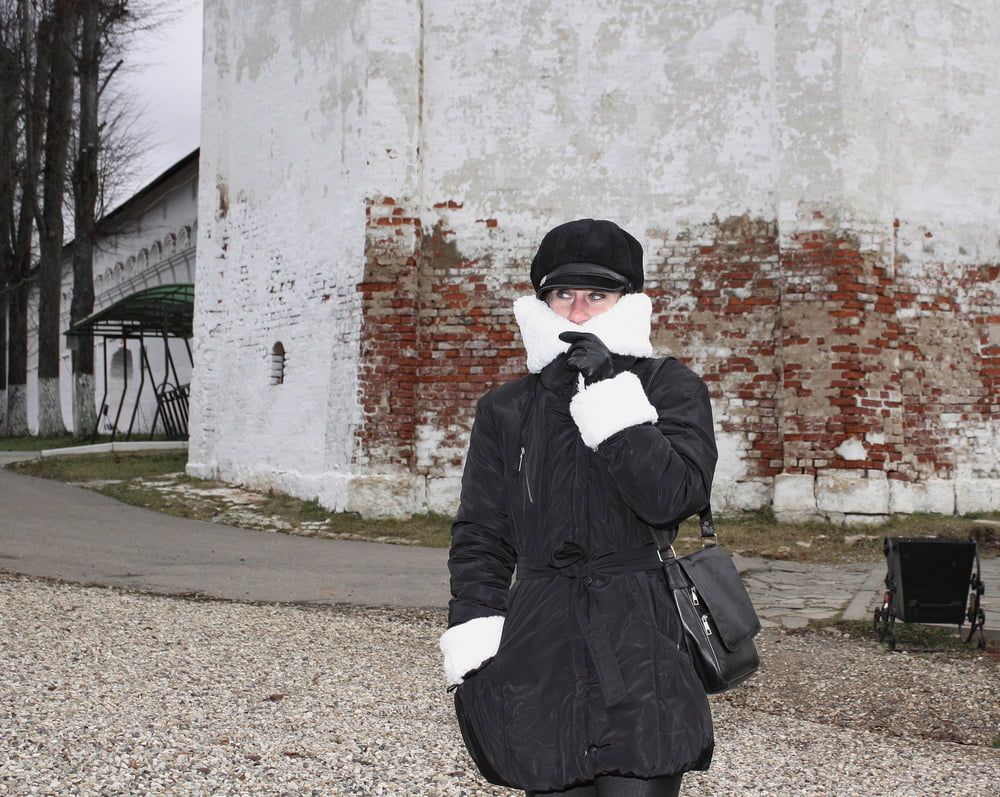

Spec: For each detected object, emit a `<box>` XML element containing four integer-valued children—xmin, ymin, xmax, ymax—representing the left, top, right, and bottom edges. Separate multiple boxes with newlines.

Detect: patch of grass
<box><xmin>0</xmin><ymin>433</ymin><xmax>172</xmax><ymax>451</ymax></box>
<box><xmin>830</xmin><ymin>618</ymin><xmax>993</xmax><ymax>659</ymax></box>
<box><xmin>0</xmin><ymin>433</ymin><xmax>82</xmax><ymax>451</ymax></box>
<box><xmin>993</xmin><ymin>735</ymin><xmax>1000</xmax><ymax>750</ymax></box>
<box><xmin>669</xmin><ymin>508</ymin><xmax>999</xmax><ymax>562</ymax></box>
<box><xmin>8</xmin><ymin>451</ymin><xmax>453</xmax><ymax>547</ymax></box>
<box><xmin>9</xmin><ymin>450</ymin><xmax>188</xmax><ymax>482</ymax></box>
<box><xmin>97</xmin><ymin>477</ymin><xmax>453</xmax><ymax>547</ymax></box>
<box><xmin>8</xmin><ymin>450</ymin><xmax>999</xmax><ymax>557</ymax></box>
<box><xmin>95</xmin><ymin>478</ymin><xmax>213</xmax><ymax>519</ymax></box>
<box><xmin>317</xmin><ymin>510</ymin><xmax>452</xmax><ymax>548</ymax></box>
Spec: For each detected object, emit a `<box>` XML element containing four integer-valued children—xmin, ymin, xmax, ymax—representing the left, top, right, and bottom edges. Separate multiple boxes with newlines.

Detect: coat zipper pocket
<box><xmin>518</xmin><ymin>446</ymin><xmax>533</xmax><ymax>503</ymax></box>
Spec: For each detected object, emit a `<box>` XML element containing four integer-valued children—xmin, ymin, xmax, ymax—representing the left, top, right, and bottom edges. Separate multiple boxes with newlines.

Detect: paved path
<box><xmin>736</xmin><ymin>556</ymin><xmax>876</xmax><ymax>629</ymax></box>
<box><xmin>1</xmin><ymin>465</ymin><xmax>996</xmax><ymax>637</ymax></box>
<box><xmin>0</xmin><ymin>469</ymin><xmax>449</xmax><ymax>608</ymax></box>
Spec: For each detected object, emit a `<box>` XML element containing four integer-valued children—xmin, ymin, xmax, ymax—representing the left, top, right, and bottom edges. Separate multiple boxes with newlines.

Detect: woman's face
<box><xmin>545</xmin><ymin>288</ymin><xmax>622</xmax><ymax>324</ymax></box>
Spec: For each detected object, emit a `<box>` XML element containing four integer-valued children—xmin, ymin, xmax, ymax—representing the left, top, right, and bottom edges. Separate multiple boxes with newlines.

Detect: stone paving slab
<box><xmin>737</xmin><ymin>557</ymin><xmax>874</xmax><ymax>629</ymax></box>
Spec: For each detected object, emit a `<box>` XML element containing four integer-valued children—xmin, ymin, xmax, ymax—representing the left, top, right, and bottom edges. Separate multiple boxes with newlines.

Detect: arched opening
<box><xmin>110</xmin><ymin>346</ymin><xmax>133</xmax><ymax>382</ymax></box>
<box><xmin>270</xmin><ymin>342</ymin><xmax>285</xmax><ymax>385</ymax></box>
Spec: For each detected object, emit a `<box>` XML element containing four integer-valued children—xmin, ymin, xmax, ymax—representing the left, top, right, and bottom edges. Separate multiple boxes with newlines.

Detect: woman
<box><xmin>440</xmin><ymin>219</ymin><xmax>718</xmax><ymax>796</ymax></box>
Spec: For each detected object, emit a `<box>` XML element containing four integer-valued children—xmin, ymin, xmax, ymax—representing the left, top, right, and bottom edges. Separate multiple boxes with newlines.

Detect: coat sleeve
<box><xmin>446</xmin><ymin>397</ymin><xmax>517</xmax><ymax>628</ymax></box>
<box><xmin>592</xmin><ymin>366</ymin><xmax>718</xmax><ymax>527</ymax></box>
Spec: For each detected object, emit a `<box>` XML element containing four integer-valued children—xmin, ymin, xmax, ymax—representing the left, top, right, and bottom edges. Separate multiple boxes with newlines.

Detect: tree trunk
<box><xmin>0</xmin><ymin>304</ymin><xmax>6</xmax><ymax>436</ymax></box>
<box><xmin>36</xmin><ymin>0</ymin><xmax>76</xmax><ymax>436</ymax></box>
<box><xmin>0</xmin><ymin>12</ymin><xmax>15</xmax><ymax>437</ymax></box>
<box><xmin>6</xmin><ymin>1</ymin><xmax>49</xmax><ymax>437</ymax></box>
<box><xmin>71</xmin><ymin>0</ymin><xmax>98</xmax><ymax>438</ymax></box>
<box><xmin>5</xmin><ymin>279</ymin><xmax>28</xmax><ymax>435</ymax></box>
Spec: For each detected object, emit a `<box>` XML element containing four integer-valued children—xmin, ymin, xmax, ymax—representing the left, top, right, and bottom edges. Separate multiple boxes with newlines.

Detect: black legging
<box><xmin>526</xmin><ymin>774</ymin><xmax>682</xmax><ymax>797</ymax></box>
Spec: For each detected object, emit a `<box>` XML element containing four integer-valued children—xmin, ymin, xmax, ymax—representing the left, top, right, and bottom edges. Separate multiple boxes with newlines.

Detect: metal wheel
<box><xmin>873</xmin><ymin>598</ymin><xmax>896</xmax><ymax>650</ymax></box>
<box><xmin>964</xmin><ymin>547</ymin><xmax>987</xmax><ymax>650</ymax></box>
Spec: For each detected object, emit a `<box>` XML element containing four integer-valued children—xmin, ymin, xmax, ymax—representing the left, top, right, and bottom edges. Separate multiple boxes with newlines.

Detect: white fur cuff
<box><xmin>569</xmin><ymin>371</ymin><xmax>658</xmax><ymax>450</ymax></box>
<box><xmin>439</xmin><ymin>615</ymin><xmax>504</xmax><ymax>686</ymax></box>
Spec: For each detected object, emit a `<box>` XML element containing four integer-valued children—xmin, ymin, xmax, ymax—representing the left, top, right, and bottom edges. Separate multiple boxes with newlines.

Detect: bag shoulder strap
<box><xmin>651</xmin><ymin>506</ymin><xmax>717</xmax><ymax>555</ymax></box>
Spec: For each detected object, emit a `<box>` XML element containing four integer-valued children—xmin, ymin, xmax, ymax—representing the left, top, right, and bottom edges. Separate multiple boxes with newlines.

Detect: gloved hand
<box><xmin>559</xmin><ymin>331</ymin><xmax>616</xmax><ymax>386</ymax></box>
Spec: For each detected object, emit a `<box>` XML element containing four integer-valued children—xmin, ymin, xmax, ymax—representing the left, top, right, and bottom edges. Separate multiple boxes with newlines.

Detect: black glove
<box><xmin>559</xmin><ymin>331</ymin><xmax>616</xmax><ymax>386</ymax></box>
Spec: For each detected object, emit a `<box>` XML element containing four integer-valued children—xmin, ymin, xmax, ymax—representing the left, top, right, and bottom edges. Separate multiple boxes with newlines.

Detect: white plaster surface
<box><xmin>188</xmin><ymin>0</ymin><xmax>368</xmax><ymax>512</ymax></box>
<box><xmin>712</xmin><ymin>428</ymin><xmax>770</xmax><ymax>513</ymax></box>
<box><xmin>842</xmin><ymin>514</ymin><xmax>891</xmax><ymax>528</ymax></box>
<box><xmin>772</xmin><ymin>473</ymin><xmax>818</xmax><ymax>521</ymax></box>
<box><xmin>816</xmin><ymin>472</ymin><xmax>890</xmax><ymax>517</ymax></box>
<box><xmin>188</xmin><ymin>0</ymin><xmax>1000</xmax><ymax>519</ymax></box>
<box><xmin>834</xmin><ymin>438</ymin><xmax>868</xmax><ymax>462</ymax></box>
<box><xmin>888</xmin><ymin>478</ymin><xmax>956</xmax><ymax>516</ymax></box>
<box><xmin>345</xmin><ymin>475</ymin><xmax>426</xmax><ymax>520</ymax></box>
<box><xmin>426</xmin><ymin>476</ymin><xmax>462</xmax><ymax>516</ymax></box>
<box><xmin>955</xmin><ymin>479</ymin><xmax>1000</xmax><ymax>515</ymax></box>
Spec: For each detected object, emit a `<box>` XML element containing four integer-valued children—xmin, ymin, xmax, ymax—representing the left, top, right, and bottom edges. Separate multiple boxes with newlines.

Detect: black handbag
<box><xmin>652</xmin><ymin>507</ymin><xmax>761</xmax><ymax>693</ymax></box>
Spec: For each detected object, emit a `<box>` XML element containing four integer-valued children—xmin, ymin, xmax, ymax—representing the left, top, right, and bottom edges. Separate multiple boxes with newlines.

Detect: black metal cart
<box><xmin>873</xmin><ymin>536</ymin><xmax>987</xmax><ymax>650</ymax></box>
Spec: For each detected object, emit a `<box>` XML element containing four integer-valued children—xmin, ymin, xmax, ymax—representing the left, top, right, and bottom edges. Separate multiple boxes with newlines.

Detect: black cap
<box><xmin>530</xmin><ymin>219</ymin><xmax>643</xmax><ymax>298</ymax></box>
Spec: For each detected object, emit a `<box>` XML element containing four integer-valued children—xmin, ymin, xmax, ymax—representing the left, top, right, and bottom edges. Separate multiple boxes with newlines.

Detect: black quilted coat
<box><xmin>447</xmin><ymin>353</ymin><xmax>719</xmax><ymax>792</ymax></box>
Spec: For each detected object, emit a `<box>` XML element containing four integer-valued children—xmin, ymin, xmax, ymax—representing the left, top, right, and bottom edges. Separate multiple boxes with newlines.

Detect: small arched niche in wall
<box><xmin>111</xmin><ymin>346</ymin><xmax>134</xmax><ymax>382</ymax></box>
<box><xmin>270</xmin><ymin>342</ymin><xmax>286</xmax><ymax>385</ymax></box>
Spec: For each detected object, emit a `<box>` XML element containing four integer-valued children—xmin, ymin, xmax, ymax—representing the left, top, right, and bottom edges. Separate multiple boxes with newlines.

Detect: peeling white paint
<box><xmin>835</xmin><ymin>437</ymin><xmax>868</xmax><ymax>461</ymax></box>
<box><xmin>193</xmin><ymin>0</ymin><xmax>1000</xmax><ymax>519</ymax></box>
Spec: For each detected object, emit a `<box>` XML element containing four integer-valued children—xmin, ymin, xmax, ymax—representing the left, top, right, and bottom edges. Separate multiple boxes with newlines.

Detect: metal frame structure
<box><xmin>873</xmin><ymin>535</ymin><xmax>987</xmax><ymax>651</ymax></box>
<box><xmin>65</xmin><ymin>284</ymin><xmax>194</xmax><ymax>442</ymax></box>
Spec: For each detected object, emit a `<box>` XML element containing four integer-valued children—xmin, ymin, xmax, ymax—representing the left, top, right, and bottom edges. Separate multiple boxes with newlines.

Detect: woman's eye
<box><xmin>589</xmin><ymin>293</ymin><xmax>607</xmax><ymax>301</ymax></box>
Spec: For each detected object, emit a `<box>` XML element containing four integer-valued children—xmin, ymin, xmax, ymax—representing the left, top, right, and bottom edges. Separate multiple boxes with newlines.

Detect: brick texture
<box><xmin>356</xmin><ymin>207</ymin><xmax>999</xmax><ymax>517</ymax></box>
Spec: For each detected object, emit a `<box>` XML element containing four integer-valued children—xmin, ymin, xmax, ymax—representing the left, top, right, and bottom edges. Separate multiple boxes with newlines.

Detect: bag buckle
<box><xmin>656</xmin><ymin>545</ymin><xmax>677</xmax><ymax>563</ymax></box>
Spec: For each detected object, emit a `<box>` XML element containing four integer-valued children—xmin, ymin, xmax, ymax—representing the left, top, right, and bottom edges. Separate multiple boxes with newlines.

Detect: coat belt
<box><xmin>517</xmin><ymin>542</ymin><xmax>664</xmax><ymax>707</ymax></box>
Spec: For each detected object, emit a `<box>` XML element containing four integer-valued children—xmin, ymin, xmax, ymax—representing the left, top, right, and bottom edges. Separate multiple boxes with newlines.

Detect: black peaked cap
<box><xmin>530</xmin><ymin>218</ymin><xmax>644</xmax><ymax>297</ymax></box>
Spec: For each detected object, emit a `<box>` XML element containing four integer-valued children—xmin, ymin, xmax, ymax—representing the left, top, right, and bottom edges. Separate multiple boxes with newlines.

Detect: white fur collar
<box><xmin>512</xmin><ymin>293</ymin><xmax>654</xmax><ymax>374</ymax></box>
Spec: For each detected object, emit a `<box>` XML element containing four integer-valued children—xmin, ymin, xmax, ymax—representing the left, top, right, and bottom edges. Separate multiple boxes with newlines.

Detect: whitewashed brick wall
<box><xmin>191</xmin><ymin>0</ymin><xmax>1000</xmax><ymax>523</ymax></box>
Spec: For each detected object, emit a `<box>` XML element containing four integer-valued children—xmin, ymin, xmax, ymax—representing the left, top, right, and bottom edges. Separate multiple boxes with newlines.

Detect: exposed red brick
<box><xmin>356</xmin><ymin>206</ymin><xmax>998</xmax><ymax>499</ymax></box>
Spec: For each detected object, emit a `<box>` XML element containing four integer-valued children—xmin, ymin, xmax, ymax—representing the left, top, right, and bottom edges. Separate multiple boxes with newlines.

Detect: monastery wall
<box><xmin>187</xmin><ymin>0</ymin><xmax>369</xmax><ymax>509</ymax></box>
<box><xmin>20</xmin><ymin>159</ymin><xmax>198</xmax><ymax>436</ymax></box>
<box><xmin>193</xmin><ymin>0</ymin><xmax>1000</xmax><ymax>522</ymax></box>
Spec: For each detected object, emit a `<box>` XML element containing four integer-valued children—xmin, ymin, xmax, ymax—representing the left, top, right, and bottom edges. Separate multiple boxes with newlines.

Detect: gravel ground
<box><xmin>1</xmin><ymin>573</ymin><xmax>997</xmax><ymax>797</ymax></box>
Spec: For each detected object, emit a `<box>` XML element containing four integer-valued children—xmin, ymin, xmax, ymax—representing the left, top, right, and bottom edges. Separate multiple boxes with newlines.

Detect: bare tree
<box><xmin>69</xmin><ymin>0</ymin><xmax>151</xmax><ymax>436</ymax></box>
<box><xmin>3</xmin><ymin>0</ymin><xmax>51</xmax><ymax>436</ymax></box>
<box><xmin>35</xmin><ymin>0</ymin><xmax>77</xmax><ymax>436</ymax></box>
<box><xmin>4</xmin><ymin>0</ymin><xmax>177</xmax><ymax>438</ymax></box>
<box><xmin>68</xmin><ymin>0</ymin><xmax>99</xmax><ymax>435</ymax></box>
<box><xmin>0</xmin><ymin>1</ymin><xmax>16</xmax><ymax>434</ymax></box>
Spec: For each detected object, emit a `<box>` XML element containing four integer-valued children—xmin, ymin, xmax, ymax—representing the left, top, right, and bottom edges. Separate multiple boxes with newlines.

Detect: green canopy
<box><xmin>66</xmin><ymin>283</ymin><xmax>194</xmax><ymax>338</ymax></box>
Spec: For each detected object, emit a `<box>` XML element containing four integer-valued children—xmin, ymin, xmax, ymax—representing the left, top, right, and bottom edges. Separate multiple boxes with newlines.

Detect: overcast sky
<box><xmin>116</xmin><ymin>0</ymin><xmax>203</xmax><ymax>198</ymax></box>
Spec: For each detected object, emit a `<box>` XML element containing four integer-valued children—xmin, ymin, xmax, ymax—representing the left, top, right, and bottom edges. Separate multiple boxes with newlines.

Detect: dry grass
<box><xmin>675</xmin><ymin>510</ymin><xmax>1000</xmax><ymax>562</ymax></box>
<box><xmin>8</xmin><ymin>451</ymin><xmax>999</xmax><ymax>560</ymax></box>
<box><xmin>0</xmin><ymin>433</ymin><xmax>170</xmax><ymax>451</ymax></box>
